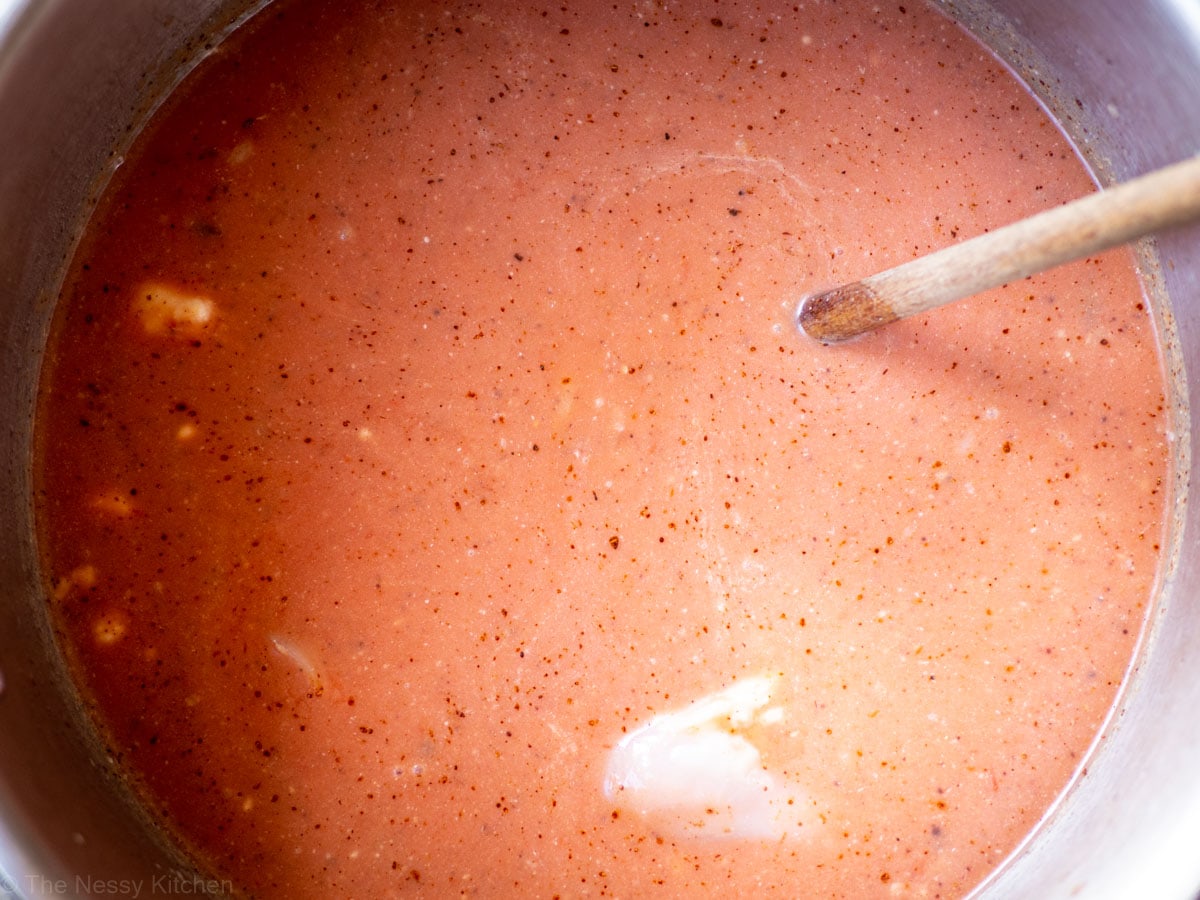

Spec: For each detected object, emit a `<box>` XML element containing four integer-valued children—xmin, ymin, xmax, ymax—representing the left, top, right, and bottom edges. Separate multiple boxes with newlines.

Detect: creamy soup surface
<box><xmin>36</xmin><ymin>0</ymin><xmax>1171</xmax><ymax>897</ymax></box>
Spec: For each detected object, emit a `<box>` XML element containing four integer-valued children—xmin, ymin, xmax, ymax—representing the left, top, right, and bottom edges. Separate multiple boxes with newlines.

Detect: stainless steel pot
<box><xmin>1</xmin><ymin>1</ymin><xmax>1197</xmax><ymax>897</ymax></box>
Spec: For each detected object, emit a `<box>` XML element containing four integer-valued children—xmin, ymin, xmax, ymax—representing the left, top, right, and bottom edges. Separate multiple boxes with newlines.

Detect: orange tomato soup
<box><xmin>36</xmin><ymin>0</ymin><xmax>1171</xmax><ymax>896</ymax></box>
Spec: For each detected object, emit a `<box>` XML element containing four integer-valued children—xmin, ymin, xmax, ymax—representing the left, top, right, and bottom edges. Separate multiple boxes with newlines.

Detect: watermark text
<box><xmin>17</xmin><ymin>871</ymin><xmax>234</xmax><ymax>898</ymax></box>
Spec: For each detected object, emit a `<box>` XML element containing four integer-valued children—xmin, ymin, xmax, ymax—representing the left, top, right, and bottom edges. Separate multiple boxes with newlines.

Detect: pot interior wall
<box><xmin>0</xmin><ymin>1</ymin><xmax>1196</xmax><ymax>897</ymax></box>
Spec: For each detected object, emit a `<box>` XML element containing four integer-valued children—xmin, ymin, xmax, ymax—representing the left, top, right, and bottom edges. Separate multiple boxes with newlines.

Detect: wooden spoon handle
<box><xmin>797</xmin><ymin>154</ymin><xmax>1200</xmax><ymax>343</ymax></box>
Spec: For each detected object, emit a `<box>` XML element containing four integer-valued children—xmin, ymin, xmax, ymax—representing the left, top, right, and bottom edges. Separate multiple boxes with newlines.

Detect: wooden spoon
<box><xmin>796</xmin><ymin>154</ymin><xmax>1200</xmax><ymax>343</ymax></box>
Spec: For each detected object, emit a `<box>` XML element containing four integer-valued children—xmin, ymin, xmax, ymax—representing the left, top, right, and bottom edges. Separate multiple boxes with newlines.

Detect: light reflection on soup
<box><xmin>35</xmin><ymin>0</ymin><xmax>1170</xmax><ymax>896</ymax></box>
